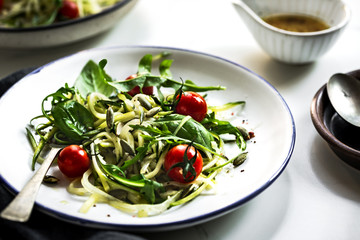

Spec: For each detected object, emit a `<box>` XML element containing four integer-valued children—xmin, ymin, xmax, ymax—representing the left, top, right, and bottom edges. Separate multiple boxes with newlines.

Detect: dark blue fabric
<box><xmin>0</xmin><ymin>69</ymin><xmax>147</xmax><ymax>240</ymax></box>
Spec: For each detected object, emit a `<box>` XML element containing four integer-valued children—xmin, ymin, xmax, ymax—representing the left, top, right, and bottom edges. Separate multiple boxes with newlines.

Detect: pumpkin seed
<box><xmin>106</xmin><ymin>107</ymin><xmax>114</xmax><ymax>130</ymax></box>
<box><xmin>120</xmin><ymin>139</ymin><xmax>135</xmax><ymax>155</ymax></box>
<box><xmin>43</xmin><ymin>175</ymin><xmax>59</xmax><ymax>184</ymax></box>
<box><xmin>236</xmin><ymin>126</ymin><xmax>250</xmax><ymax>140</ymax></box>
<box><xmin>137</xmin><ymin>95</ymin><xmax>152</xmax><ymax>110</ymax></box>
<box><xmin>146</xmin><ymin>107</ymin><xmax>161</xmax><ymax>118</ymax></box>
<box><xmin>233</xmin><ymin>152</ymin><xmax>247</xmax><ymax>166</ymax></box>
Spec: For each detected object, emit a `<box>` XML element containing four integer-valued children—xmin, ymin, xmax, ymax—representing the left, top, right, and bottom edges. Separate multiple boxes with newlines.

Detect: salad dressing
<box><xmin>262</xmin><ymin>14</ymin><xmax>330</xmax><ymax>32</ymax></box>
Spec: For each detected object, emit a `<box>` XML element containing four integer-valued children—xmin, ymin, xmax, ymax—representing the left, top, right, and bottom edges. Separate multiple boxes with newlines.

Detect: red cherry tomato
<box><xmin>57</xmin><ymin>145</ymin><xmax>90</xmax><ymax>178</ymax></box>
<box><xmin>164</xmin><ymin>144</ymin><xmax>203</xmax><ymax>183</ymax></box>
<box><xmin>59</xmin><ymin>0</ymin><xmax>79</xmax><ymax>19</ymax></box>
<box><xmin>0</xmin><ymin>0</ymin><xmax>3</xmax><ymax>11</ymax></box>
<box><xmin>126</xmin><ymin>74</ymin><xmax>154</xmax><ymax>96</ymax></box>
<box><xmin>175</xmin><ymin>91</ymin><xmax>207</xmax><ymax>122</ymax></box>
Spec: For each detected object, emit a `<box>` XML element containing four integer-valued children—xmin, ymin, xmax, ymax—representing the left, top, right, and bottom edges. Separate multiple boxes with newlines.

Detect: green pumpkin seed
<box><xmin>233</xmin><ymin>152</ymin><xmax>247</xmax><ymax>166</ymax></box>
<box><xmin>106</xmin><ymin>107</ymin><xmax>114</xmax><ymax>130</ymax></box>
<box><xmin>137</xmin><ymin>95</ymin><xmax>152</xmax><ymax>110</ymax></box>
<box><xmin>120</xmin><ymin>139</ymin><xmax>135</xmax><ymax>155</ymax></box>
<box><xmin>146</xmin><ymin>107</ymin><xmax>161</xmax><ymax>118</ymax></box>
<box><xmin>43</xmin><ymin>175</ymin><xmax>59</xmax><ymax>184</ymax></box>
<box><xmin>236</xmin><ymin>126</ymin><xmax>250</xmax><ymax>140</ymax></box>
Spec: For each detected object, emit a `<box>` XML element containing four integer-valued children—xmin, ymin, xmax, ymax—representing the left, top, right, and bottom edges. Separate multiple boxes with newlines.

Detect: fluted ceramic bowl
<box><xmin>232</xmin><ymin>0</ymin><xmax>351</xmax><ymax>64</ymax></box>
<box><xmin>0</xmin><ymin>0</ymin><xmax>137</xmax><ymax>49</ymax></box>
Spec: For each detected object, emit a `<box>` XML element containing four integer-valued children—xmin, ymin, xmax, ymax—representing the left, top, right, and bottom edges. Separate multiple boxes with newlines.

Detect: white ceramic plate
<box><xmin>0</xmin><ymin>0</ymin><xmax>137</xmax><ymax>49</ymax></box>
<box><xmin>0</xmin><ymin>46</ymin><xmax>295</xmax><ymax>231</ymax></box>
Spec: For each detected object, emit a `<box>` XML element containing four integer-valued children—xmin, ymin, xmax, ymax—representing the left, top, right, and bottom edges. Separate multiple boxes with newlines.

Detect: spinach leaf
<box><xmin>153</xmin><ymin>114</ymin><xmax>214</xmax><ymax>150</ymax></box>
<box><xmin>74</xmin><ymin>59</ymin><xmax>116</xmax><ymax>99</ymax></box>
<box><xmin>138</xmin><ymin>52</ymin><xmax>171</xmax><ymax>75</ymax></box>
<box><xmin>159</xmin><ymin>59</ymin><xmax>173</xmax><ymax>78</ymax></box>
<box><xmin>138</xmin><ymin>54</ymin><xmax>153</xmax><ymax>75</ymax></box>
<box><xmin>51</xmin><ymin>100</ymin><xmax>94</xmax><ymax>142</ymax></box>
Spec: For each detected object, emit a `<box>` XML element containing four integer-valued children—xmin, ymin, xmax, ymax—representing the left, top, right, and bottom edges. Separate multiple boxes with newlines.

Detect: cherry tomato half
<box><xmin>126</xmin><ymin>74</ymin><xmax>154</xmax><ymax>96</ymax></box>
<box><xmin>164</xmin><ymin>144</ymin><xmax>203</xmax><ymax>183</ymax></box>
<box><xmin>175</xmin><ymin>91</ymin><xmax>207</xmax><ymax>122</ymax></box>
<box><xmin>59</xmin><ymin>0</ymin><xmax>79</xmax><ymax>19</ymax></box>
<box><xmin>57</xmin><ymin>145</ymin><xmax>90</xmax><ymax>178</ymax></box>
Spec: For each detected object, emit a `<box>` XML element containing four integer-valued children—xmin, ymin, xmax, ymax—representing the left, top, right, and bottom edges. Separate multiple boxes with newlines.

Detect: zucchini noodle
<box><xmin>64</xmin><ymin>90</ymin><xmax>245</xmax><ymax>217</ymax></box>
<box><xmin>75</xmin><ymin>167</ymin><xmax>182</xmax><ymax>216</ymax></box>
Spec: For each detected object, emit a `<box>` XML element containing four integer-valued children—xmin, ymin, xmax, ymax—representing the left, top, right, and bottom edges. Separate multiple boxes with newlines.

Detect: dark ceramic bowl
<box><xmin>311</xmin><ymin>70</ymin><xmax>360</xmax><ymax>170</ymax></box>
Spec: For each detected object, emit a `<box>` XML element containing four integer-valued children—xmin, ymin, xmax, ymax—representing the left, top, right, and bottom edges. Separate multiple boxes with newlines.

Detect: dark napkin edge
<box><xmin>0</xmin><ymin>67</ymin><xmax>37</xmax><ymax>97</ymax></box>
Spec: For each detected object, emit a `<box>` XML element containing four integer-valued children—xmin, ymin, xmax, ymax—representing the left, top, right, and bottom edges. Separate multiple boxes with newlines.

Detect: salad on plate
<box><xmin>27</xmin><ymin>52</ymin><xmax>254</xmax><ymax>217</ymax></box>
<box><xmin>0</xmin><ymin>0</ymin><xmax>122</xmax><ymax>28</ymax></box>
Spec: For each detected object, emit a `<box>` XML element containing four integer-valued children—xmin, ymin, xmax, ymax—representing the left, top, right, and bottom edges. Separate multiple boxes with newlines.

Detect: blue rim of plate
<box><xmin>0</xmin><ymin>45</ymin><xmax>296</xmax><ymax>231</ymax></box>
<box><xmin>0</xmin><ymin>0</ymin><xmax>134</xmax><ymax>32</ymax></box>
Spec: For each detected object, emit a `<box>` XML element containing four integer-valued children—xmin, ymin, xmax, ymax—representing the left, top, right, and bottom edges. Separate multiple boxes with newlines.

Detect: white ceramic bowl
<box><xmin>0</xmin><ymin>0</ymin><xmax>138</xmax><ymax>49</ymax></box>
<box><xmin>233</xmin><ymin>0</ymin><xmax>351</xmax><ymax>64</ymax></box>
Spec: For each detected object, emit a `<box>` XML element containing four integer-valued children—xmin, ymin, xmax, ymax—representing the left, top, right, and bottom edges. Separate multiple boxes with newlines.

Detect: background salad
<box><xmin>0</xmin><ymin>0</ymin><xmax>121</xmax><ymax>28</ymax></box>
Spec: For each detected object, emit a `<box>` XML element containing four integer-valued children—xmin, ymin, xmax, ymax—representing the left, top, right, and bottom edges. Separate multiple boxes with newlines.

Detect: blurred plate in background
<box><xmin>0</xmin><ymin>0</ymin><xmax>137</xmax><ymax>49</ymax></box>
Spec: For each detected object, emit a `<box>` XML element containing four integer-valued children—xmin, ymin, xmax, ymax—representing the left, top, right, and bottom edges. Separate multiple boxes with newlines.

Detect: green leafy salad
<box><xmin>27</xmin><ymin>52</ymin><xmax>253</xmax><ymax>217</ymax></box>
<box><xmin>0</xmin><ymin>0</ymin><xmax>121</xmax><ymax>28</ymax></box>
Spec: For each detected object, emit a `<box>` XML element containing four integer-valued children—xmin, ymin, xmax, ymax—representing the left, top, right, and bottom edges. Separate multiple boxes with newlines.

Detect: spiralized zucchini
<box><xmin>68</xmin><ymin>91</ymin><xmax>226</xmax><ymax>216</ymax></box>
<box><xmin>28</xmin><ymin>53</ymin><xmax>251</xmax><ymax>217</ymax></box>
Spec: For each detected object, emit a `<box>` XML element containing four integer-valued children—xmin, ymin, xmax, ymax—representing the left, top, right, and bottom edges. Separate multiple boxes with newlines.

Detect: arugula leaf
<box><xmin>140</xmin><ymin>178</ymin><xmax>164</xmax><ymax>204</ymax></box>
<box><xmin>41</xmin><ymin>84</ymin><xmax>75</xmax><ymax>122</ymax></box>
<box><xmin>109</xmin><ymin>75</ymin><xmax>225</xmax><ymax>94</ymax></box>
<box><xmin>208</xmin><ymin>101</ymin><xmax>245</xmax><ymax>112</ymax></box>
<box><xmin>101</xmin><ymin>163</ymin><xmax>163</xmax><ymax>204</ymax></box>
<box><xmin>202</xmin><ymin>112</ymin><xmax>246</xmax><ymax>151</ymax></box>
<box><xmin>119</xmin><ymin>144</ymin><xmax>149</xmax><ymax>170</ymax></box>
<box><xmin>161</xmin><ymin>78</ymin><xmax>226</xmax><ymax>92</ymax></box>
<box><xmin>130</xmin><ymin>125</ymin><xmax>172</xmax><ymax>137</ymax></box>
<box><xmin>109</xmin><ymin>75</ymin><xmax>164</xmax><ymax>93</ymax></box>
<box><xmin>74</xmin><ymin>59</ymin><xmax>116</xmax><ymax>99</ymax></box>
<box><xmin>108</xmin><ymin>52</ymin><xmax>224</xmax><ymax>94</ymax></box>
